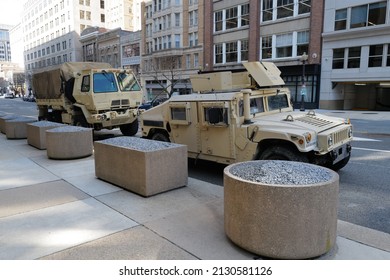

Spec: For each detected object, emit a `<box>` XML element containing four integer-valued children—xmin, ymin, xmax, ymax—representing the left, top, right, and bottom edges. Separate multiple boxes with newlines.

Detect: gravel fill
<box><xmin>31</xmin><ymin>121</ymin><xmax>66</xmax><ymax>127</ymax></box>
<box><xmin>7</xmin><ymin>117</ymin><xmax>36</xmax><ymax>122</ymax></box>
<box><xmin>48</xmin><ymin>126</ymin><xmax>92</xmax><ymax>132</ymax></box>
<box><xmin>98</xmin><ymin>136</ymin><xmax>181</xmax><ymax>151</ymax></box>
<box><xmin>228</xmin><ymin>160</ymin><xmax>333</xmax><ymax>185</ymax></box>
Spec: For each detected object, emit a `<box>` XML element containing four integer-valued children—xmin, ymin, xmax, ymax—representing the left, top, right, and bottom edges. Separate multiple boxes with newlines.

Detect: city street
<box><xmin>1</xmin><ymin>97</ymin><xmax>389</xmax><ymax>234</ymax></box>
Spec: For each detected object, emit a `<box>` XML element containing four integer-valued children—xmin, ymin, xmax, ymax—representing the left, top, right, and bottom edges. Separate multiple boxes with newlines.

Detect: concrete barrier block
<box><xmin>5</xmin><ymin>117</ymin><xmax>37</xmax><ymax>139</ymax></box>
<box><xmin>94</xmin><ymin>137</ymin><xmax>188</xmax><ymax>197</ymax></box>
<box><xmin>0</xmin><ymin>115</ymin><xmax>18</xmax><ymax>134</ymax></box>
<box><xmin>46</xmin><ymin>126</ymin><xmax>93</xmax><ymax>159</ymax></box>
<box><xmin>27</xmin><ymin>121</ymin><xmax>67</xmax><ymax>149</ymax></box>
<box><xmin>224</xmin><ymin>160</ymin><xmax>339</xmax><ymax>259</ymax></box>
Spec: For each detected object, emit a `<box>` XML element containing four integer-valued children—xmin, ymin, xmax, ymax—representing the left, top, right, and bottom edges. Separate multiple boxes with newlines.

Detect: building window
<box><xmin>175</xmin><ymin>34</ymin><xmax>181</xmax><ymax>48</ymax></box>
<box><xmin>276</xmin><ymin>33</ymin><xmax>292</xmax><ymax>58</ymax></box>
<box><xmin>101</xmin><ymin>14</ymin><xmax>105</xmax><ymax>23</ymax></box>
<box><xmin>387</xmin><ymin>46</ymin><xmax>390</xmax><ymax>67</ymax></box>
<box><xmin>100</xmin><ymin>0</ymin><xmax>104</xmax><ymax>9</ymax></box>
<box><xmin>297</xmin><ymin>30</ymin><xmax>309</xmax><ymax>56</ymax></box>
<box><xmin>214</xmin><ymin>10</ymin><xmax>223</xmax><ymax>32</ymax></box>
<box><xmin>261</xmin><ymin>36</ymin><xmax>273</xmax><ymax>59</ymax></box>
<box><xmin>332</xmin><ymin>48</ymin><xmax>345</xmax><ymax>69</ymax></box>
<box><xmin>175</xmin><ymin>13</ymin><xmax>180</xmax><ymax>27</ymax></box>
<box><xmin>241</xmin><ymin>40</ymin><xmax>249</xmax><ymax>61</ymax></box>
<box><xmin>350</xmin><ymin>1</ymin><xmax>386</xmax><ymax>29</ymax></box>
<box><xmin>241</xmin><ymin>4</ymin><xmax>250</xmax><ymax>26</ymax></box>
<box><xmin>298</xmin><ymin>0</ymin><xmax>311</xmax><ymax>14</ymax></box>
<box><xmin>277</xmin><ymin>0</ymin><xmax>294</xmax><ymax>19</ymax></box>
<box><xmin>226</xmin><ymin>7</ymin><xmax>238</xmax><ymax>29</ymax></box>
<box><xmin>347</xmin><ymin>47</ymin><xmax>361</xmax><ymax>68</ymax></box>
<box><xmin>263</xmin><ymin>0</ymin><xmax>273</xmax><ymax>21</ymax></box>
<box><xmin>186</xmin><ymin>54</ymin><xmax>191</xmax><ymax>69</ymax></box>
<box><xmin>369</xmin><ymin>45</ymin><xmax>383</xmax><ymax>67</ymax></box>
<box><xmin>226</xmin><ymin>41</ymin><xmax>238</xmax><ymax>63</ymax></box>
<box><xmin>335</xmin><ymin>8</ymin><xmax>347</xmax><ymax>30</ymax></box>
<box><xmin>194</xmin><ymin>53</ymin><xmax>199</xmax><ymax>67</ymax></box>
<box><xmin>215</xmin><ymin>43</ymin><xmax>223</xmax><ymax>64</ymax></box>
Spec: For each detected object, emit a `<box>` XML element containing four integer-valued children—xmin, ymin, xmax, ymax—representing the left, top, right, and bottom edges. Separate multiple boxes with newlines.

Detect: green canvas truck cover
<box><xmin>32</xmin><ymin>62</ymin><xmax>112</xmax><ymax>99</ymax></box>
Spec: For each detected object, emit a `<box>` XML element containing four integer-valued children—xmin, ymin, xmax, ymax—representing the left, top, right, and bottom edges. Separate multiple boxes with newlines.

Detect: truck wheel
<box><xmin>259</xmin><ymin>145</ymin><xmax>309</xmax><ymax>163</ymax></box>
<box><xmin>74</xmin><ymin>115</ymin><xmax>88</xmax><ymax>127</ymax></box>
<box><xmin>151</xmin><ymin>132</ymin><xmax>170</xmax><ymax>142</ymax></box>
<box><xmin>120</xmin><ymin>120</ymin><xmax>139</xmax><ymax>136</ymax></box>
<box><xmin>330</xmin><ymin>154</ymin><xmax>350</xmax><ymax>171</ymax></box>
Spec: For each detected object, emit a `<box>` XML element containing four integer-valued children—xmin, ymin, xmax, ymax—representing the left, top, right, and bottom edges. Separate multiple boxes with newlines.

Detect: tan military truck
<box><xmin>32</xmin><ymin>62</ymin><xmax>143</xmax><ymax>135</ymax></box>
<box><xmin>140</xmin><ymin>61</ymin><xmax>353</xmax><ymax>170</ymax></box>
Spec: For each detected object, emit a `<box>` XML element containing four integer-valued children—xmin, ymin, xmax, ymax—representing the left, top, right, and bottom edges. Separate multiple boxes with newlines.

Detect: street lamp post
<box><xmin>300</xmin><ymin>52</ymin><xmax>308</xmax><ymax>111</ymax></box>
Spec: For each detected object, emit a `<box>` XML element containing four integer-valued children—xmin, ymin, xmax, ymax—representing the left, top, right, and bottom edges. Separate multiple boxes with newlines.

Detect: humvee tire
<box><xmin>120</xmin><ymin>120</ymin><xmax>139</xmax><ymax>136</ymax></box>
<box><xmin>151</xmin><ymin>131</ymin><xmax>170</xmax><ymax>142</ymax></box>
<box><xmin>330</xmin><ymin>154</ymin><xmax>350</xmax><ymax>171</ymax></box>
<box><xmin>259</xmin><ymin>145</ymin><xmax>309</xmax><ymax>163</ymax></box>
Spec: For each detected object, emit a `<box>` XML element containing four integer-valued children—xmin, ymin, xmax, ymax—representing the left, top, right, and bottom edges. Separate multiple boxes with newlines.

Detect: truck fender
<box><xmin>73</xmin><ymin>104</ymin><xmax>91</xmax><ymax>120</ymax></box>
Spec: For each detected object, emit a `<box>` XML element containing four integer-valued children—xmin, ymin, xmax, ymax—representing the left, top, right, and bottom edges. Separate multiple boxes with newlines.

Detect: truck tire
<box><xmin>330</xmin><ymin>154</ymin><xmax>350</xmax><ymax>171</ymax></box>
<box><xmin>151</xmin><ymin>131</ymin><xmax>170</xmax><ymax>142</ymax></box>
<box><xmin>73</xmin><ymin>115</ymin><xmax>88</xmax><ymax>127</ymax></box>
<box><xmin>259</xmin><ymin>145</ymin><xmax>309</xmax><ymax>163</ymax></box>
<box><xmin>120</xmin><ymin>120</ymin><xmax>139</xmax><ymax>136</ymax></box>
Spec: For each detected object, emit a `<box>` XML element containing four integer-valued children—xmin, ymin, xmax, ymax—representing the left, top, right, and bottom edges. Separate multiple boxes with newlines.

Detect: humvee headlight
<box><xmin>304</xmin><ymin>132</ymin><xmax>312</xmax><ymax>143</ymax></box>
<box><xmin>327</xmin><ymin>135</ymin><xmax>333</xmax><ymax>147</ymax></box>
<box><xmin>348</xmin><ymin>127</ymin><xmax>353</xmax><ymax>138</ymax></box>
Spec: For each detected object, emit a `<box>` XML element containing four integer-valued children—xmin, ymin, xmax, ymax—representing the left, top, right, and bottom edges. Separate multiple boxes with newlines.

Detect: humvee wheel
<box><xmin>120</xmin><ymin>120</ymin><xmax>139</xmax><ymax>136</ymax></box>
<box><xmin>151</xmin><ymin>132</ymin><xmax>170</xmax><ymax>142</ymax></box>
<box><xmin>330</xmin><ymin>154</ymin><xmax>350</xmax><ymax>171</ymax></box>
<box><xmin>259</xmin><ymin>145</ymin><xmax>309</xmax><ymax>163</ymax></box>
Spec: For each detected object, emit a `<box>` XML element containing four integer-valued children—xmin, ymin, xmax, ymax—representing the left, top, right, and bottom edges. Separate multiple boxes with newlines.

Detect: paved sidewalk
<box><xmin>0</xmin><ymin>130</ymin><xmax>389</xmax><ymax>260</ymax></box>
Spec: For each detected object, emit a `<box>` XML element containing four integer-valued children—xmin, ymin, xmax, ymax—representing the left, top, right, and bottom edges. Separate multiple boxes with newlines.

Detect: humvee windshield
<box><xmin>267</xmin><ymin>94</ymin><xmax>289</xmax><ymax>111</ymax></box>
<box><xmin>117</xmin><ymin>72</ymin><xmax>141</xmax><ymax>91</ymax></box>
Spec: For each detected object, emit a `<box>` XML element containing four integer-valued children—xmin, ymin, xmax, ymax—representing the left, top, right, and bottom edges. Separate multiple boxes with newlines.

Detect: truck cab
<box><xmin>33</xmin><ymin>62</ymin><xmax>143</xmax><ymax>136</ymax></box>
<box><xmin>140</xmin><ymin>62</ymin><xmax>352</xmax><ymax>170</ymax></box>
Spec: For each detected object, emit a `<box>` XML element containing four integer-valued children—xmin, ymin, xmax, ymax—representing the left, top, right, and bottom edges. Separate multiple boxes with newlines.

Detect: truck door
<box><xmin>168</xmin><ymin>102</ymin><xmax>199</xmax><ymax>154</ymax></box>
<box><xmin>199</xmin><ymin>102</ymin><xmax>235</xmax><ymax>159</ymax></box>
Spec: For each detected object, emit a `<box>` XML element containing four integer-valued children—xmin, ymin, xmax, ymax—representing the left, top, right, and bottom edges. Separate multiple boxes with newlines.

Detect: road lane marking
<box><xmin>353</xmin><ymin>147</ymin><xmax>390</xmax><ymax>153</ymax></box>
<box><xmin>353</xmin><ymin>137</ymin><xmax>381</xmax><ymax>142</ymax></box>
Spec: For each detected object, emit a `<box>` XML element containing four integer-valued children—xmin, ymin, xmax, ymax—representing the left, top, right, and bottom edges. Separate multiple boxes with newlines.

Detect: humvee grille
<box><xmin>333</xmin><ymin>127</ymin><xmax>350</xmax><ymax>144</ymax></box>
<box><xmin>111</xmin><ymin>99</ymin><xmax>130</xmax><ymax>109</ymax></box>
<box><xmin>295</xmin><ymin>116</ymin><xmax>332</xmax><ymax>127</ymax></box>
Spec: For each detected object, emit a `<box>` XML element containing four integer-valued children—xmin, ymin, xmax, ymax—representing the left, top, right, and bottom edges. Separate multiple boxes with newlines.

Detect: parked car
<box><xmin>4</xmin><ymin>91</ymin><xmax>15</xmax><ymax>99</ymax></box>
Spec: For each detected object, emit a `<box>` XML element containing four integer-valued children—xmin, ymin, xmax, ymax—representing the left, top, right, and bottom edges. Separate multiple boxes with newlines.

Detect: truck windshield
<box><xmin>93</xmin><ymin>72</ymin><xmax>118</xmax><ymax>93</ymax></box>
<box><xmin>267</xmin><ymin>94</ymin><xmax>289</xmax><ymax>111</ymax></box>
<box><xmin>117</xmin><ymin>72</ymin><xmax>141</xmax><ymax>91</ymax></box>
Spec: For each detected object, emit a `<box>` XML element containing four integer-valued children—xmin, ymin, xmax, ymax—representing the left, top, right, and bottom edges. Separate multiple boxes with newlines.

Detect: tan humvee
<box><xmin>140</xmin><ymin>62</ymin><xmax>352</xmax><ymax>170</ymax></box>
<box><xmin>32</xmin><ymin>62</ymin><xmax>143</xmax><ymax>135</ymax></box>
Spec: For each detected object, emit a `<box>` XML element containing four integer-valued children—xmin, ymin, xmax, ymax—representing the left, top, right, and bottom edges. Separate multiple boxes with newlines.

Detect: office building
<box><xmin>321</xmin><ymin>0</ymin><xmax>390</xmax><ymax>110</ymax></box>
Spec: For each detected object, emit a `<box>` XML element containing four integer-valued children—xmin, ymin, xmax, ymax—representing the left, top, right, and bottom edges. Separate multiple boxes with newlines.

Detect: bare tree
<box><xmin>150</xmin><ymin>55</ymin><xmax>183</xmax><ymax>98</ymax></box>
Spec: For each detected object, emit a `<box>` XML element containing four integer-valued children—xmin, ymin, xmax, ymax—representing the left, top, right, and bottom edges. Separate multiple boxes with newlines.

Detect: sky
<box><xmin>0</xmin><ymin>0</ymin><xmax>24</xmax><ymax>26</ymax></box>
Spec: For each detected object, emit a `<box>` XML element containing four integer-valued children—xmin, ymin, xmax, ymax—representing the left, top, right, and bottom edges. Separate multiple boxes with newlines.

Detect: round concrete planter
<box><xmin>46</xmin><ymin>126</ymin><xmax>93</xmax><ymax>159</ymax></box>
<box><xmin>224</xmin><ymin>160</ymin><xmax>339</xmax><ymax>259</ymax></box>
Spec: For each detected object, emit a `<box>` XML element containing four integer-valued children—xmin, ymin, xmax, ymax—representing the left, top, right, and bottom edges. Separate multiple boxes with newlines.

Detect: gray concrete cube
<box><xmin>27</xmin><ymin>121</ymin><xmax>67</xmax><ymax>149</ymax></box>
<box><xmin>94</xmin><ymin>137</ymin><xmax>188</xmax><ymax>197</ymax></box>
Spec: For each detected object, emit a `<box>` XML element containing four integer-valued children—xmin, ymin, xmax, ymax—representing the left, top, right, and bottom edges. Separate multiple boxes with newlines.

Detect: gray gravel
<box><xmin>6</xmin><ymin>117</ymin><xmax>36</xmax><ymax>123</ymax></box>
<box><xmin>30</xmin><ymin>121</ymin><xmax>66</xmax><ymax>127</ymax></box>
<box><xmin>48</xmin><ymin>126</ymin><xmax>92</xmax><ymax>132</ymax></box>
<box><xmin>228</xmin><ymin>160</ymin><xmax>333</xmax><ymax>185</ymax></box>
<box><xmin>98</xmin><ymin>136</ymin><xmax>181</xmax><ymax>151</ymax></box>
